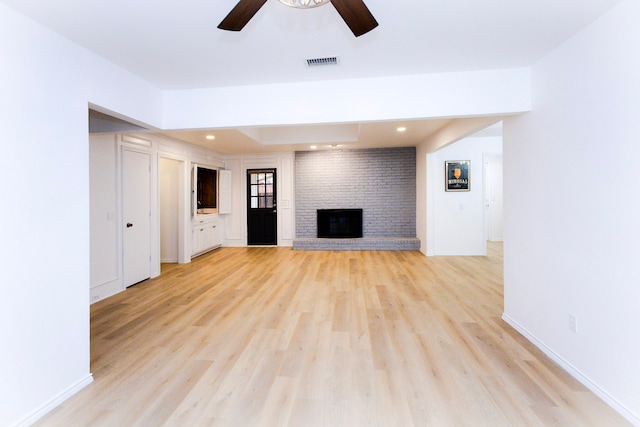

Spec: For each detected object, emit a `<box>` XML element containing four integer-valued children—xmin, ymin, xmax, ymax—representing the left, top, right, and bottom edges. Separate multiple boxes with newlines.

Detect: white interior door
<box><xmin>123</xmin><ymin>149</ymin><xmax>151</xmax><ymax>287</ymax></box>
<box><xmin>485</xmin><ymin>155</ymin><xmax>504</xmax><ymax>241</ymax></box>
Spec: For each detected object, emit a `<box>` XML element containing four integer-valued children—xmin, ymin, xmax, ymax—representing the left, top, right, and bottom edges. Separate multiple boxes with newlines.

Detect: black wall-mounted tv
<box><xmin>317</xmin><ymin>209</ymin><xmax>363</xmax><ymax>238</ymax></box>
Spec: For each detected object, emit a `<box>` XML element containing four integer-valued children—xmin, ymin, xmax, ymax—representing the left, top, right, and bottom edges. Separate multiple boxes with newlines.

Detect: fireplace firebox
<box><xmin>317</xmin><ymin>209</ymin><xmax>363</xmax><ymax>238</ymax></box>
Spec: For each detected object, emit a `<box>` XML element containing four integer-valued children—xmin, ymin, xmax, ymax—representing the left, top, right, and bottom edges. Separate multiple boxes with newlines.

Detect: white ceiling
<box><xmin>7</xmin><ymin>0</ymin><xmax>622</xmax><ymax>152</ymax></box>
<box><xmin>160</xmin><ymin>118</ymin><xmax>456</xmax><ymax>153</ymax></box>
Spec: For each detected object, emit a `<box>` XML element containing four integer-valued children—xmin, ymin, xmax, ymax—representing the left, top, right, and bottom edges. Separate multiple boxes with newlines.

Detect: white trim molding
<box><xmin>502</xmin><ymin>314</ymin><xmax>640</xmax><ymax>426</ymax></box>
<box><xmin>13</xmin><ymin>374</ymin><xmax>94</xmax><ymax>427</ymax></box>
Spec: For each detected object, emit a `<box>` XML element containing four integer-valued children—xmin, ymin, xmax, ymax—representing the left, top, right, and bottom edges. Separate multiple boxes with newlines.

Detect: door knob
<box><xmin>126</xmin><ymin>223</ymin><xmax>133</xmax><ymax>228</ymax></box>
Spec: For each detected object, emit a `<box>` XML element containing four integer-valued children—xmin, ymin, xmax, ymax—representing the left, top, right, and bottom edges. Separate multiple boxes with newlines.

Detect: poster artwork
<box><xmin>445</xmin><ymin>160</ymin><xmax>470</xmax><ymax>192</ymax></box>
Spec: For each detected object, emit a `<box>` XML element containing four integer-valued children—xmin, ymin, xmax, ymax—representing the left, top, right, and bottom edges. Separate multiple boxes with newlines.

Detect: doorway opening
<box><xmin>160</xmin><ymin>157</ymin><xmax>187</xmax><ymax>264</ymax></box>
<box><xmin>484</xmin><ymin>154</ymin><xmax>504</xmax><ymax>245</ymax></box>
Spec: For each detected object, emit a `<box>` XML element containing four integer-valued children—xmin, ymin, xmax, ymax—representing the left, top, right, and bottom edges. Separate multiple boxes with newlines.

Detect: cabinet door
<box><xmin>211</xmin><ymin>222</ymin><xmax>221</xmax><ymax>247</ymax></box>
<box><xmin>192</xmin><ymin>219</ymin><xmax>221</xmax><ymax>255</ymax></box>
<box><xmin>203</xmin><ymin>222</ymin><xmax>220</xmax><ymax>249</ymax></box>
<box><xmin>203</xmin><ymin>224</ymin><xmax>214</xmax><ymax>250</ymax></box>
<box><xmin>192</xmin><ymin>226</ymin><xmax>204</xmax><ymax>254</ymax></box>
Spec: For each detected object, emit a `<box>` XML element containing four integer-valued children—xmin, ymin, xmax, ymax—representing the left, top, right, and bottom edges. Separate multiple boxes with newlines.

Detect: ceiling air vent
<box><xmin>306</xmin><ymin>56</ymin><xmax>340</xmax><ymax>67</ymax></box>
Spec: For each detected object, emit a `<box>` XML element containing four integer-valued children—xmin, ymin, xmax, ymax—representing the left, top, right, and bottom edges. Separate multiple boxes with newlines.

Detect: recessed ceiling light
<box><xmin>310</xmin><ymin>145</ymin><xmax>318</xmax><ymax>150</ymax></box>
<box><xmin>206</xmin><ymin>135</ymin><xmax>215</xmax><ymax>140</ymax></box>
<box><xmin>396</xmin><ymin>127</ymin><xmax>407</xmax><ymax>132</ymax></box>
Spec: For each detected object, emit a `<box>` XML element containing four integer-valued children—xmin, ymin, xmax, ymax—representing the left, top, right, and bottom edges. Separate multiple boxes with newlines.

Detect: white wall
<box><xmin>223</xmin><ymin>153</ymin><xmax>296</xmax><ymax>247</ymax></box>
<box><xmin>0</xmin><ymin>28</ymin><xmax>91</xmax><ymax>422</ymax></box>
<box><xmin>0</xmin><ymin>3</ymin><xmax>163</xmax><ymax>425</ymax></box>
<box><xmin>89</xmin><ymin>135</ymin><xmax>119</xmax><ymax>299</ymax></box>
<box><xmin>426</xmin><ymin>136</ymin><xmax>502</xmax><ymax>256</ymax></box>
<box><xmin>503</xmin><ymin>0</ymin><xmax>640</xmax><ymax>423</ymax></box>
<box><xmin>163</xmin><ymin>69</ymin><xmax>531</xmax><ymax>129</ymax></box>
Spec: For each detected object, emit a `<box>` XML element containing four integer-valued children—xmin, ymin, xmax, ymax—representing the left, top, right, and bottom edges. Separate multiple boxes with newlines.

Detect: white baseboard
<box><xmin>502</xmin><ymin>313</ymin><xmax>640</xmax><ymax>427</ymax></box>
<box><xmin>14</xmin><ymin>374</ymin><xmax>93</xmax><ymax>427</ymax></box>
<box><xmin>90</xmin><ymin>278</ymin><xmax>123</xmax><ymax>304</ymax></box>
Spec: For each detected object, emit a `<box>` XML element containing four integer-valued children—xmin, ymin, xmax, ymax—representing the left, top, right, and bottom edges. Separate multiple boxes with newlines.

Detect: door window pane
<box><xmin>248</xmin><ymin>171</ymin><xmax>275</xmax><ymax>210</ymax></box>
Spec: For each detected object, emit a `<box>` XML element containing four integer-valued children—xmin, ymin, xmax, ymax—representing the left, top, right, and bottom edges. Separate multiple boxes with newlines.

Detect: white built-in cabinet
<box><xmin>192</xmin><ymin>215</ymin><xmax>221</xmax><ymax>256</ymax></box>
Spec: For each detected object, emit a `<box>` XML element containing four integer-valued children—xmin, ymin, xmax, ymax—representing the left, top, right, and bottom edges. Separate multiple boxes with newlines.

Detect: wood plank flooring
<box><xmin>35</xmin><ymin>244</ymin><xmax>630</xmax><ymax>426</ymax></box>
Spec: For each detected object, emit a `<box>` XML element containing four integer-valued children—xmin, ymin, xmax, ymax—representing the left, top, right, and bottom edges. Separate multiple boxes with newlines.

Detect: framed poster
<box><xmin>445</xmin><ymin>160</ymin><xmax>470</xmax><ymax>192</ymax></box>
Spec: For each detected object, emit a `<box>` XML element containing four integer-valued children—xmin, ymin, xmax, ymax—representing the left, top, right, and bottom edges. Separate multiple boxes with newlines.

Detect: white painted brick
<box><xmin>295</xmin><ymin>148</ymin><xmax>416</xmax><ymax>238</ymax></box>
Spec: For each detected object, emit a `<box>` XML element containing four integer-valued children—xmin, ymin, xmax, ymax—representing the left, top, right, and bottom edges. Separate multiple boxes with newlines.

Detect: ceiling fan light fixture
<box><xmin>219</xmin><ymin>0</ymin><xmax>377</xmax><ymax>37</ymax></box>
<box><xmin>277</xmin><ymin>0</ymin><xmax>331</xmax><ymax>8</ymax></box>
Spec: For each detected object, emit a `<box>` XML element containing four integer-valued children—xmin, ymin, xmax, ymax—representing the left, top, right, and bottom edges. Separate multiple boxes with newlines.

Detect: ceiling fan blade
<box><xmin>218</xmin><ymin>0</ymin><xmax>268</xmax><ymax>31</ymax></box>
<box><xmin>330</xmin><ymin>0</ymin><xmax>378</xmax><ymax>37</ymax></box>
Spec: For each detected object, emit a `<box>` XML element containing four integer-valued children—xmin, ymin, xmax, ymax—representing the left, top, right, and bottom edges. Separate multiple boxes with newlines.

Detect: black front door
<box><xmin>247</xmin><ymin>169</ymin><xmax>277</xmax><ymax>245</ymax></box>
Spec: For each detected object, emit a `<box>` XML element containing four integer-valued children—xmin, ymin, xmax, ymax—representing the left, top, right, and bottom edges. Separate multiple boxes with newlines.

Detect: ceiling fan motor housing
<box><xmin>278</xmin><ymin>0</ymin><xmax>331</xmax><ymax>7</ymax></box>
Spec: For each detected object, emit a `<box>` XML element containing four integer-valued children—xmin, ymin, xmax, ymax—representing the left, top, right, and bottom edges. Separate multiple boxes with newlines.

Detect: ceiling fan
<box><xmin>218</xmin><ymin>0</ymin><xmax>378</xmax><ymax>37</ymax></box>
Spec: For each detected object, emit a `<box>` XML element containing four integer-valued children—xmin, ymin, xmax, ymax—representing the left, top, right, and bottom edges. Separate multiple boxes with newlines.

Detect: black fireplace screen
<box><xmin>317</xmin><ymin>209</ymin><xmax>363</xmax><ymax>238</ymax></box>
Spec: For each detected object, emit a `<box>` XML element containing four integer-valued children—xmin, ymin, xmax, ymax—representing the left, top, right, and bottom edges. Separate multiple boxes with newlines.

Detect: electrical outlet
<box><xmin>569</xmin><ymin>314</ymin><xmax>577</xmax><ymax>333</ymax></box>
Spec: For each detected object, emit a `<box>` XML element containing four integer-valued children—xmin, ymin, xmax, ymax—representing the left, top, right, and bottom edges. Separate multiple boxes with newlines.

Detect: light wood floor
<box><xmin>36</xmin><ymin>244</ymin><xmax>630</xmax><ymax>426</ymax></box>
